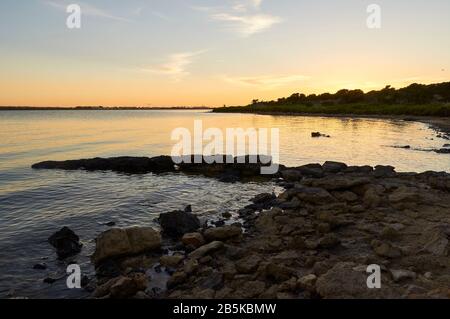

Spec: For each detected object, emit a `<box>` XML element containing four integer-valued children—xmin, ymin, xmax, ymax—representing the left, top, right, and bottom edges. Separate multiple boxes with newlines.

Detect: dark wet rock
<box><xmin>297</xmin><ymin>164</ymin><xmax>323</xmax><ymax>178</ymax></box>
<box><xmin>435</xmin><ymin>148</ymin><xmax>450</xmax><ymax>154</ymax></box>
<box><xmin>33</xmin><ymin>263</ymin><xmax>47</xmax><ymax>270</ymax></box>
<box><xmin>43</xmin><ymin>277</ymin><xmax>57</xmax><ymax>284</ymax></box>
<box><xmin>251</xmin><ymin>193</ymin><xmax>276</xmax><ymax>206</ymax></box>
<box><xmin>374</xmin><ymin>165</ymin><xmax>396</xmax><ymax>177</ymax></box>
<box><xmin>96</xmin><ymin>259</ymin><xmax>122</xmax><ymax>278</ymax></box>
<box><xmin>33</xmin><ymin>156</ymin><xmax>175</xmax><ymax>174</ymax></box>
<box><xmin>214</xmin><ymin>220</ymin><xmax>226</xmax><ymax>227</ymax></box>
<box><xmin>105</xmin><ymin>221</ymin><xmax>116</xmax><ymax>227</ymax></box>
<box><xmin>92</xmin><ymin>227</ymin><xmax>161</xmax><ymax>265</ymax></box>
<box><xmin>281</xmin><ymin>169</ymin><xmax>302</xmax><ymax>182</ymax></box>
<box><xmin>222</xmin><ymin>212</ymin><xmax>232</xmax><ymax>219</ymax></box>
<box><xmin>311</xmin><ymin>132</ymin><xmax>330</xmax><ymax>138</ymax></box>
<box><xmin>48</xmin><ymin>227</ymin><xmax>82</xmax><ymax>260</ymax></box>
<box><xmin>159</xmin><ymin>210</ymin><xmax>200</xmax><ymax>238</ymax></box>
<box><xmin>322</xmin><ymin>161</ymin><xmax>348</xmax><ymax>173</ymax></box>
<box><xmin>199</xmin><ymin>272</ymin><xmax>224</xmax><ymax>290</ymax></box>
<box><xmin>184</xmin><ymin>205</ymin><xmax>192</xmax><ymax>213</ymax></box>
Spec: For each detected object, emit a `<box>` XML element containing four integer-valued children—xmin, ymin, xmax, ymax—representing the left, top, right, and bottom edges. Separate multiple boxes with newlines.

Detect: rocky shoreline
<box><xmin>33</xmin><ymin>157</ymin><xmax>450</xmax><ymax>299</ymax></box>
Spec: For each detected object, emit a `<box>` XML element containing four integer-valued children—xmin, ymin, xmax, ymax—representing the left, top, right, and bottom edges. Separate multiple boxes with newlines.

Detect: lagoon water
<box><xmin>0</xmin><ymin>110</ymin><xmax>449</xmax><ymax>298</ymax></box>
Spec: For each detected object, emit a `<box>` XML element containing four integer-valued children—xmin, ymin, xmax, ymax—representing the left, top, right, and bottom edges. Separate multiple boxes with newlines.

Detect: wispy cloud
<box><xmin>224</xmin><ymin>74</ymin><xmax>310</xmax><ymax>88</ymax></box>
<box><xmin>43</xmin><ymin>0</ymin><xmax>131</xmax><ymax>22</ymax></box>
<box><xmin>195</xmin><ymin>0</ymin><xmax>282</xmax><ymax>37</ymax></box>
<box><xmin>142</xmin><ymin>51</ymin><xmax>205</xmax><ymax>81</ymax></box>
<box><xmin>211</xmin><ymin>13</ymin><xmax>281</xmax><ymax>37</ymax></box>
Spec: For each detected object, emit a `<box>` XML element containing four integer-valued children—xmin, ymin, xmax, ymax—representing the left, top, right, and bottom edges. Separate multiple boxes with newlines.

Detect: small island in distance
<box><xmin>214</xmin><ymin>81</ymin><xmax>450</xmax><ymax>117</ymax></box>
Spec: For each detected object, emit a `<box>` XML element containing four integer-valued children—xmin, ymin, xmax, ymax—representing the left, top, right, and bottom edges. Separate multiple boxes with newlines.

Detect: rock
<box><xmin>181</xmin><ymin>232</ymin><xmax>205</xmax><ymax>248</ymax></box>
<box><xmin>318</xmin><ymin>234</ymin><xmax>341</xmax><ymax>249</ymax></box>
<box><xmin>184</xmin><ymin>205</ymin><xmax>192</xmax><ymax>213</ymax></box>
<box><xmin>33</xmin><ymin>263</ymin><xmax>47</xmax><ymax>270</ymax></box>
<box><xmin>160</xmin><ymin>255</ymin><xmax>184</xmax><ymax>268</ymax></box>
<box><xmin>297</xmin><ymin>274</ymin><xmax>317</xmax><ymax>291</ymax></box>
<box><xmin>390</xmin><ymin>269</ymin><xmax>417</xmax><ymax>282</ymax></box>
<box><xmin>167</xmin><ymin>272</ymin><xmax>187</xmax><ymax>289</ymax></box>
<box><xmin>363</xmin><ymin>188</ymin><xmax>381</xmax><ymax>208</ymax></box>
<box><xmin>236</xmin><ymin>281</ymin><xmax>266</xmax><ymax>298</ymax></box>
<box><xmin>32</xmin><ymin>156</ymin><xmax>175</xmax><ymax>174</ymax></box>
<box><xmin>297</xmin><ymin>164</ymin><xmax>323</xmax><ymax>178</ymax></box>
<box><xmin>43</xmin><ymin>277</ymin><xmax>57</xmax><ymax>284</ymax></box>
<box><xmin>264</xmin><ymin>263</ymin><xmax>295</xmax><ymax>282</ymax></box>
<box><xmin>48</xmin><ymin>227</ymin><xmax>82</xmax><ymax>259</ymax></box>
<box><xmin>199</xmin><ymin>272</ymin><xmax>224</xmax><ymax>290</ymax></box>
<box><xmin>183</xmin><ymin>259</ymin><xmax>199</xmax><ymax>275</ymax></box>
<box><xmin>105</xmin><ymin>221</ymin><xmax>116</xmax><ymax>227</ymax></box>
<box><xmin>374</xmin><ymin>165</ymin><xmax>396</xmax><ymax>178</ymax></box>
<box><xmin>381</xmin><ymin>226</ymin><xmax>400</xmax><ymax>240</ymax></box>
<box><xmin>323</xmin><ymin>161</ymin><xmax>348</xmax><ymax>173</ymax></box>
<box><xmin>332</xmin><ymin>191</ymin><xmax>358</xmax><ymax>202</ymax></box>
<box><xmin>251</xmin><ymin>193</ymin><xmax>276</xmax><ymax>205</ymax></box>
<box><xmin>281</xmin><ymin>169</ymin><xmax>302</xmax><ymax>182</ymax></box>
<box><xmin>435</xmin><ymin>148</ymin><xmax>450</xmax><ymax>154</ymax></box>
<box><xmin>222</xmin><ymin>212</ymin><xmax>232</xmax><ymax>219</ymax></box>
<box><xmin>188</xmin><ymin>241</ymin><xmax>224</xmax><ymax>259</ymax></box>
<box><xmin>311</xmin><ymin>132</ymin><xmax>330</xmax><ymax>138</ymax></box>
<box><xmin>388</xmin><ymin>186</ymin><xmax>419</xmax><ymax>203</ymax></box>
<box><xmin>92</xmin><ymin>227</ymin><xmax>161</xmax><ymax>265</ymax></box>
<box><xmin>204</xmin><ymin>225</ymin><xmax>242</xmax><ymax>242</ymax></box>
<box><xmin>159</xmin><ymin>210</ymin><xmax>200</xmax><ymax>237</ymax></box>
<box><xmin>235</xmin><ymin>255</ymin><xmax>262</xmax><ymax>274</ymax></box>
<box><xmin>422</xmin><ymin>226</ymin><xmax>449</xmax><ymax>256</ymax></box>
<box><xmin>316</xmin><ymin>262</ymin><xmax>394</xmax><ymax>298</ymax></box>
<box><xmin>106</xmin><ymin>273</ymin><xmax>148</xmax><ymax>299</ymax></box>
<box><xmin>372</xmin><ymin>240</ymin><xmax>402</xmax><ymax>258</ymax></box>
<box><xmin>295</xmin><ymin>186</ymin><xmax>336</xmax><ymax>204</ymax></box>
<box><xmin>312</xmin><ymin>176</ymin><xmax>371</xmax><ymax>191</ymax></box>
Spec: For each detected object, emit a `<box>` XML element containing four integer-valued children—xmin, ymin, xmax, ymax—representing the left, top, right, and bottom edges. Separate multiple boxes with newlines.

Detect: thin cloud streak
<box><xmin>195</xmin><ymin>0</ymin><xmax>282</xmax><ymax>37</ymax></box>
<box><xmin>142</xmin><ymin>51</ymin><xmax>205</xmax><ymax>81</ymax></box>
<box><xmin>43</xmin><ymin>0</ymin><xmax>131</xmax><ymax>22</ymax></box>
<box><xmin>224</xmin><ymin>74</ymin><xmax>310</xmax><ymax>88</ymax></box>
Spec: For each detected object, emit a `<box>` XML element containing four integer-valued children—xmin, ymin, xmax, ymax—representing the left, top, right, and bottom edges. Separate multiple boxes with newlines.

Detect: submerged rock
<box><xmin>48</xmin><ymin>227</ymin><xmax>82</xmax><ymax>260</ymax></box>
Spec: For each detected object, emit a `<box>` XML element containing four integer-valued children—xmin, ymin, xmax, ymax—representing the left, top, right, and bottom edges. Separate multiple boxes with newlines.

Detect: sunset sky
<box><xmin>0</xmin><ymin>0</ymin><xmax>449</xmax><ymax>107</ymax></box>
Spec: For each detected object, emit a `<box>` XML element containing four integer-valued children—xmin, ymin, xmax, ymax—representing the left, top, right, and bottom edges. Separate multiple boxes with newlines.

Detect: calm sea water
<box><xmin>0</xmin><ymin>110</ymin><xmax>448</xmax><ymax>298</ymax></box>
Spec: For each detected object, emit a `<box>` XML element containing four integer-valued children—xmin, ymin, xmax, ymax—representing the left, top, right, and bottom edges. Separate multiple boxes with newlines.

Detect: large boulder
<box><xmin>295</xmin><ymin>186</ymin><xmax>336</xmax><ymax>204</ymax></box>
<box><xmin>48</xmin><ymin>227</ymin><xmax>82</xmax><ymax>259</ymax></box>
<box><xmin>159</xmin><ymin>210</ymin><xmax>200</xmax><ymax>237</ymax></box>
<box><xmin>92</xmin><ymin>227</ymin><xmax>161</xmax><ymax>265</ymax></box>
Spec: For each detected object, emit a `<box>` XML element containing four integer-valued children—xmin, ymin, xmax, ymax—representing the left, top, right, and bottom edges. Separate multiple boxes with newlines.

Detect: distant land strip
<box><xmin>0</xmin><ymin>106</ymin><xmax>212</xmax><ymax>111</ymax></box>
<box><xmin>214</xmin><ymin>82</ymin><xmax>450</xmax><ymax>117</ymax></box>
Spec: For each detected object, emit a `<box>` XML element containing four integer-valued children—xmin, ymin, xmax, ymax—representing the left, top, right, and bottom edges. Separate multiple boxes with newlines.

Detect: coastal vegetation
<box><xmin>214</xmin><ymin>82</ymin><xmax>450</xmax><ymax>117</ymax></box>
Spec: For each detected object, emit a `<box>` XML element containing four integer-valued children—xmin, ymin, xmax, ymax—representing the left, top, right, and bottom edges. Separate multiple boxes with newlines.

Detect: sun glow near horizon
<box><xmin>0</xmin><ymin>0</ymin><xmax>449</xmax><ymax>107</ymax></box>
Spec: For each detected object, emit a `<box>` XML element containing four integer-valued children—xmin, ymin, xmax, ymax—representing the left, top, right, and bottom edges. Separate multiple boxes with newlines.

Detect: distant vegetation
<box><xmin>214</xmin><ymin>82</ymin><xmax>450</xmax><ymax>117</ymax></box>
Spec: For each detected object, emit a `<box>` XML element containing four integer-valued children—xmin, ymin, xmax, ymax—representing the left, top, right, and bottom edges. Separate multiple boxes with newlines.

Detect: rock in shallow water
<box><xmin>159</xmin><ymin>210</ymin><xmax>200</xmax><ymax>238</ymax></box>
<box><xmin>48</xmin><ymin>227</ymin><xmax>82</xmax><ymax>260</ymax></box>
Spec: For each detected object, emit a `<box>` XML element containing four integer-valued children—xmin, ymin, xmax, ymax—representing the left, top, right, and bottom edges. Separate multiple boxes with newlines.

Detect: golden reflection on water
<box><xmin>0</xmin><ymin>110</ymin><xmax>448</xmax><ymax>173</ymax></box>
